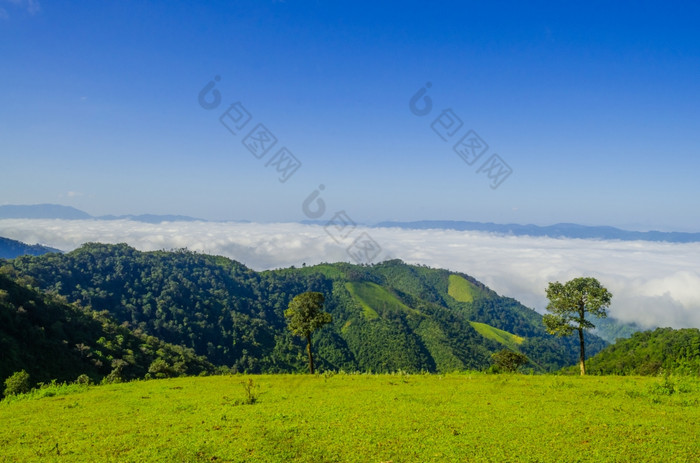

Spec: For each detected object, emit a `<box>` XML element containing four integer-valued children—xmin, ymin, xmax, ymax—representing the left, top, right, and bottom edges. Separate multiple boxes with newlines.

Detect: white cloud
<box><xmin>1</xmin><ymin>219</ymin><xmax>699</xmax><ymax>329</ymax></box>
<box><xmin>4</xmin><ymin>0</ymin><xmax>40</xmax><ymax>15</ymax></box>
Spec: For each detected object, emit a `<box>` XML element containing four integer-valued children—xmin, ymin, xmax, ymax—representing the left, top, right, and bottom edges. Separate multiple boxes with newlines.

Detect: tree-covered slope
<box><xmin>0</xmin><ymin>272</ymin><xmax>213</xmax><ymax>395</ymax></box>
<box><xmin>2</xmin><ymin>243</ymin><xmax>279</xmax><ymax>372</ymax></box>
<box><xmin>581</xmin><ymin>327</ymin><xmax>700</xmax><ymax>375</ymax></box>
<box><xmin>360</xmin><ymin>260</ymin><xmax>607</xmax><ymax>369</ymax></box>
<box><xmin>590</xmin><ymin>316</ymin><xmax>642</xmax><ymax>344</ymax></box>
<box><xmin>0</xmin><ymin>236</ymin><xmax>60</xmax><ymax>259</ymax></box>
<box><xmin>1</xmin><ymin>243</ymin><xmax>608</xmax><ymax>373</ymax></box>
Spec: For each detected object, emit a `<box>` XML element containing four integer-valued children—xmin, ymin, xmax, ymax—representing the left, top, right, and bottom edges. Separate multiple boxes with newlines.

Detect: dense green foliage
<box><xmin>544</xmin><ymin>278</ymin><xmax>612</xmax><ymax>337</ymax></box>
<box><xmin>285</xmin><ymin>292</ymin><xmax>332</xmax><ymax>338</ymax></box>
<box><xmin>490</xmin><ymin>349</ymin><xmax>530</xmax><ymax>372</ymax></box>
<box><xmin>3</xmin><ymin>370</ymin><xmax>30</xmax><ymax>396</ymax></box>
<box><xmin>582</xmin><ymin>327</ymin><xmax>700</xmax><ymax>376</ymax></box>
<box><xmin>2</xmin><ymin>243</ymin><xmax>279</xmax><ymax>372</ymax></box>
<box><xmin>1</xmin><ymin>374</ymin><xmax>699</xmax><ymax>462</ymax></box>
<box><xmin>0</xmin><ymin>272</ymin><xmax>213</xmax><ymax>394</ymax></box>
<box><xmin>1</xmin><ymin>243</ymin><xmax>608</xmax><ymax>375</ymax></box>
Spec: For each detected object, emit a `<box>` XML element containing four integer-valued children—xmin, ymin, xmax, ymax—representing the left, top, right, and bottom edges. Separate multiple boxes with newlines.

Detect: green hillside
<box><xmin>469</xmin><ymin>321</ymin><xmax>524</xmax><ymax>352</ymax></box>
<box><xmin>1</xmin><ymin>374</ymin><xmax>699</xmax><ymax>462</ymax></box>
<box><xmin>590</xmin><ymin>316</ymin><xmax>642</xmax><ymax>343</ymax></box>
<box><xmin>343</xmin><ymin>280</ymin><xmax>487</xmax><ymax>371</ymax></box>
<box><xmin>448</xmin><ymin>274</ymin><xmax>480</xmax><ymax>302</ymax></box>
<box><xmin>1</xmin><ymin>243</ymin><xmax>608</xmax><ymax>374</ymax></box>
<box><xmin>345</xmin><ymin>281</ymin><xmax>420</xmax><ymax>318</ymax></box>
<box><xmin>0</xmin><ymin>236</ymin><xmax>60</xmax><ymax>259</ymax></box>
<box><xmin>581</xmin><ymin>327</ymin><xmax>700</xmax><ymax>376</ymax></box>
<box><xmin>0</xmin><ymin>273</ymin><xmax>213</xmax><ymax>394</ymax></box>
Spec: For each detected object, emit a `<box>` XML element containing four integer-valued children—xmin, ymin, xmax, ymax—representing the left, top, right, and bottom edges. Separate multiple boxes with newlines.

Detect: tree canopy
<box><xmin>284</xmin><ymin>292</ymin><xmax>332</xmax><ymax>374</ymax></box>
<box><xmin>543</xmin><ymin>277</ymin><xmax>612</xmax><ymax>375</ymax></box>
<box><xmin>490</xmin><ymin>349</ymin><xmax>529</xmax><ymax>373</ymax></box>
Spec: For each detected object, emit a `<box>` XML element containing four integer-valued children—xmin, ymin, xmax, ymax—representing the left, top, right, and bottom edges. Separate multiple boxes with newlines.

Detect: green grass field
<box><xmin>1</xmin><ymin>374</ymin><xmax>699</xmax><ymax>462</ymax></box>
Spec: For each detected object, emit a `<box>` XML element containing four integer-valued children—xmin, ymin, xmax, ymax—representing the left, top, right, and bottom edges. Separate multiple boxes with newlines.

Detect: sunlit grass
<box><xmin>470</xmin><ymin>321</ymin><xmax>524</xmax><ymax>351</ymax></box>
<box><xmin>447</xmin><ymin>274</ymin><xmax>479</xmax><ymax>303</ymax></box>
<box><xmin>345</xmin><ymin>281</ymin><xmax>420</xmax><ymax>320</ymax></box>
<box><xmin>1</xmin><ymin>373</ymin><xmax>699</xmax><ymax>462</ymax></box>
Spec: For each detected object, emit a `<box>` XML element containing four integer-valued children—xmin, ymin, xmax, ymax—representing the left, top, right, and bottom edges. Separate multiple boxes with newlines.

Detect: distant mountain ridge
<box><xmin>0</xmin><ymin>204</ymin><xmax>202</xmax><ymax>223</ymax></box>
<box><xmin>0</xmin><ymin>204</ymin><xmax>91</xmax><ymax>220</ymax></box>
<box><xmin>96</xmin><ymin>214</ymin><xmax>202</xmax><ymax>223</ymax></box>
<box><xmin>591</xmin><ymin>316</ymin><xmax>642</xmax><ymax>344</ymax></box>
<box><xmin>375</xmin><ymin>220</ymin><xmax>700</xmax><ymax>243</ymax></box>
<box><xmin>0</xmin><ymin>236</ymin><xmax>61</xmax><ymax>259</ymax></box>
<box><xmin>3</xmin><ymin>204</ymin><xmax>698</xmax><ymax>243</ymax></box>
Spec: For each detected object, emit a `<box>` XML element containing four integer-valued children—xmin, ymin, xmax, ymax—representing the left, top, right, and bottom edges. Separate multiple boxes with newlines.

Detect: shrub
<box><xmin>148</xmin><ymin>358</ymin><xmax>176</xmax><ymax>379</ymax></box>
<box><xmin>4</xmin><ymin>370</ymin><xmax>31</xmax><ymax>396</ymax></box>
<box><xmin>74</xmin><ymin>374</ymin><xmax>93</xmax><ymax>385</ymax></box>
<box><xmin>241</xmin><ymin>378</ymin><xmax>258</xmax><ymax>405</ymax></box>
<box><xmin>491</xmin><ymin>349</ymin><xmax>529</xmax><ymax>373</ymax></box>
<box><xmin>649</xmin><ymin>374</ymin><xmax>676</xmax><ymax>396</ymax></box>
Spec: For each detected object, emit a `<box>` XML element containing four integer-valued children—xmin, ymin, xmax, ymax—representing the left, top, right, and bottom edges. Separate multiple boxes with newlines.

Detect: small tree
<box><xmin>284</xmin><ymin>292</ymin><xmax>331</xmax><ymax>374</ymax></box>
<box><xmin>491</xmin><ymin>349</ymin><xmax>529</xmax><ymax>373</ymax></box>
<box><xmin>74</xmin><ymin>374</ymin><xmax>93</xmax><ymax>385</ymax></box>
<box><xmin>543</xmin><ymin>277</ymin><xmax>612</xmax><ymax>375</ymax></box>
<box><xmin>4</xmin><ymin>370</ymin><xmax>31</xmax><ymax>396</ymax></box>
<box><xmin>148</xmin><ymin>358</ymin><xmax>176</xmax><ymax>379</ymax></box>
<box><xmin>103</xmin><ymin>358</ymin><xmax>128</xmax><ymax>384</ymax></box>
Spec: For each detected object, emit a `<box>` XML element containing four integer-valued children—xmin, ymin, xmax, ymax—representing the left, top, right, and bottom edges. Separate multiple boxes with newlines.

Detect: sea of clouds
<box><xmin>1</xmin><ymin>218</ymin><xmax>699</xmax><ymax>329</ymax></box>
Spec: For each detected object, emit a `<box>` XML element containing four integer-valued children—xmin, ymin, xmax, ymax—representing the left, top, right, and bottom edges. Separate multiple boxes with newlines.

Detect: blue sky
<box><xmin>2</xmin><ymin>0</ymin><xmax>699</xmax><ymax>230</ymax></box>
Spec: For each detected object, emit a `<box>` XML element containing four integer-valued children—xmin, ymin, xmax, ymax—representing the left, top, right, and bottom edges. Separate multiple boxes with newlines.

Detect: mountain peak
<box><xmin>0</xmin><ymin>204</ymin><xmax>92</xmax><ymax>220</ymax></box>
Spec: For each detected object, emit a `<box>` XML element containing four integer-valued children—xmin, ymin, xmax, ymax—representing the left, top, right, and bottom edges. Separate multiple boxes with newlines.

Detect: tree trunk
<box><xmin>306</xmin><ymin>333</ymin><xmax>314</xmax><ymax>374</ymax></box>
<box><xmin>578</xmin><ymin>327</ymin><xmax>586</xmax><ymax>376</ymax></box>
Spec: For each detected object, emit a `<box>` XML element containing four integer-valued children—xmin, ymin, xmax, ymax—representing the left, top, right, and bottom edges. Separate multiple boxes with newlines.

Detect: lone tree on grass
<box><xmin>543</xmin><ymin>277</ymin><xmax>612</xmax><ymax>375</ymax></box>
<box><xmin>284</xmin><ymin>292</ymin><xmax>332</xmax><ymax>374</ymax></box>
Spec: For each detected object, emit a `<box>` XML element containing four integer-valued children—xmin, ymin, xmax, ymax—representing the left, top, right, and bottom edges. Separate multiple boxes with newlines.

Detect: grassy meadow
<box><xmin>1</xmin><ymin>373</ymin><xmax>699</xmax><ymax>462</ymax></box>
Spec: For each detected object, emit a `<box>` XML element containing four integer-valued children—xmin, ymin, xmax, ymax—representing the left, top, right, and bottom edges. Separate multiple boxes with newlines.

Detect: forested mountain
<box><xmin>0</xmin><ymin>243</ymin><xmax>608</xmax><ymax>375</ymax></box>
<box><xmin>580</xmin><ymin>328</ymin><xmax>700</xmax><ymax>375</ymax></box>
<box><xmin>0</xmin><ymin>236</ymin><xmax>60</xmax><ymax>259</ymax></box>
<box><xmin>0</xmin><ymin>272</ymin><xmax>213</xmax><ymax>395</ymax></box>
<box><xmin>590</xmin><ymin>316</ymin><xmax>642</xmax><ymax>344</ymax></box>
